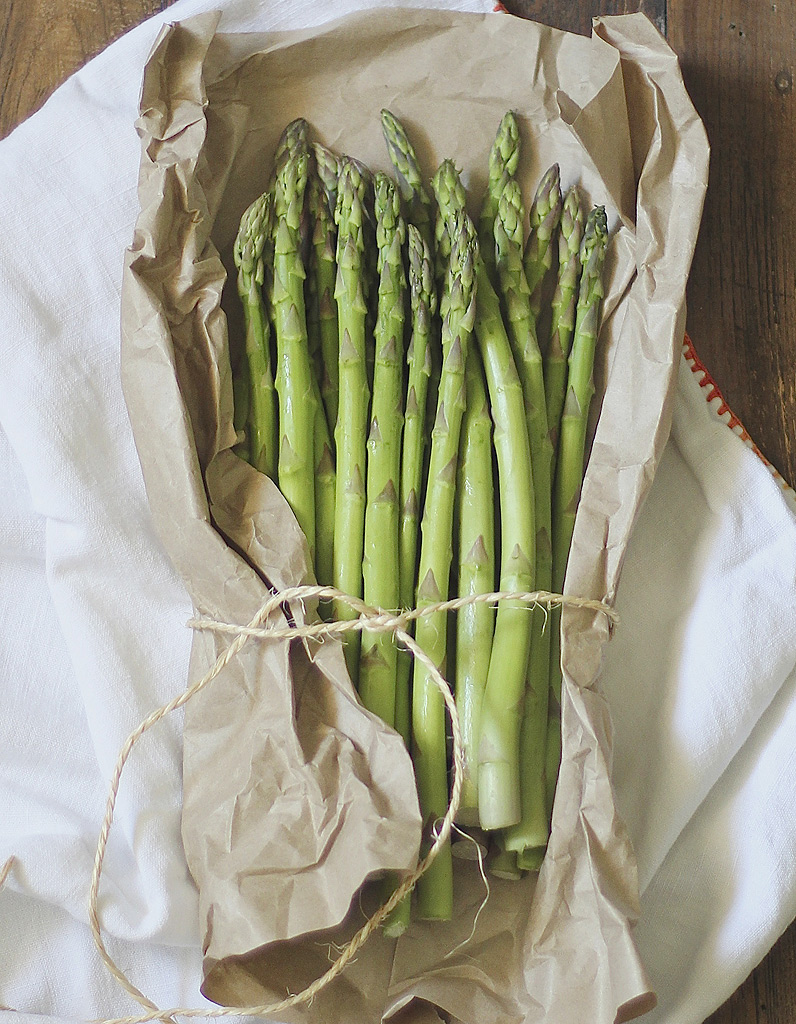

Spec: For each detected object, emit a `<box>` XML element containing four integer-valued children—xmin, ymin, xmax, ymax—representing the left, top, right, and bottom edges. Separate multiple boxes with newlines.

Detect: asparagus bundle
<box><xmin>231</xmin><ymin>111</ymin><xmax>610</xmax><ymax>925</ymax></box>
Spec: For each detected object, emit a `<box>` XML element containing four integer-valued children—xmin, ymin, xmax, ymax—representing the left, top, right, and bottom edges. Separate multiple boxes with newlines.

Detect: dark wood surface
<box><xmin>1</xmin><ymin>2</ymin><xmax>794</xmax><ymax>1022</ymax></box>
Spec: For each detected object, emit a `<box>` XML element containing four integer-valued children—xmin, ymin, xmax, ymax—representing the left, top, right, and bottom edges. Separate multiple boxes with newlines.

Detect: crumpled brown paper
<box><xmin>120</xmin><ymin>8</ymin><xmax>709</xmax><ymax>1024</ymax></box>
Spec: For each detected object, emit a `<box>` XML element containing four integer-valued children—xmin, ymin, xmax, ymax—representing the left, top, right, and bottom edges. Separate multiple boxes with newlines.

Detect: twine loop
<box><xmin>20</xmin><ymin>582</ymin><xmax>614</xmax><ymax>1024</ymax></box>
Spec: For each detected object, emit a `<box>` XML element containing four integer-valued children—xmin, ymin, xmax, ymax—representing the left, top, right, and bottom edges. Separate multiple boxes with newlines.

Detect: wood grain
<box><xmin>0</xmin><ymin>0</ymin><xmax>178</xmax><ymax>138</ymax></box>
<box><xmin>668</xmin><ymin>0</ymin><xmax>796</xmax><ymax>485</ymax></box>
<box><xmin>502</xmin><ymin>0</ymin><xmax>665</xmax><ymax>36</ymax></box>
<box><xmin>0</xmin><ymin>2</ymin><xmax>794</xmax><ymax>1024</ymax></box>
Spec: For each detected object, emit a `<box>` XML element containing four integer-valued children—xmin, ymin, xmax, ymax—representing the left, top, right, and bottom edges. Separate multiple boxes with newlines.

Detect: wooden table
<box><xmin>1</xmin><ymin>1</ymin><xmax>793</xmax><ymax>1022</ymax></box>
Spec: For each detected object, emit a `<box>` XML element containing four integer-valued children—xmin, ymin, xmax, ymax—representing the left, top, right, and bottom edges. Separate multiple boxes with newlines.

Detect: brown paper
<box><xmin>120</xmin><ymin>8</ymin><xmax>709</xmax><ymax>1024</ymax></box>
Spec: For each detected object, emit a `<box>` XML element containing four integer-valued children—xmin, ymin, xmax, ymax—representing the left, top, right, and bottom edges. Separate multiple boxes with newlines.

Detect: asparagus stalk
<box><xmin>333</xmin><ymin>159</ymin><xmax>372</xmax><ymax>684</ymax></box>
<box><xmin>272</xmin><ymin>145</ymin><xmax>317</xmax><ymax>560</ymax></box>
<box><xmin>425</xmin><ymin>202</ymin><xmax>448</xmax><ymax>444</ymax></box>
<box><xmin>380</xmin><ymin>109</ymin><xmax>435</xmax><ymax>259</ymax></box>
<box><xmin>516</xmin><ymin>845</ymin><xmax>545</xmax><ymax>872</ymax></box>
<box><xmin>357</xmin><ymin>175</ymin><xmax>413</xmax><ymax>939</ymax></box>
<box><xmin>396</xmin><ymin>224</ymin><xmax>437</xmax><ymax>745</ymax></box>
<box><xmin>412</xmin><ymin>198</ymin><xmax>476</xmax><ymax>920</ymax></box>
<box><xmin>270</xmin><ymin>118</ymin><xmax>309</xmax><ymax>186</ymax></box>
<box><xmin>380</xmin><ymin>109</ymin><xmax>440</xmax><ymax>436</ymax></box>
<box><xmin>455</xmin><ymin>345</ymin><xmax>495</xmax><ymax>825</ymax></box>
<box><xmin>478</xmin><ymin>111</ymin><xmax>520</xmax><ymax>278</ymax></box>
<box><xmin>358</xmin><ymin>162</ymin><xmax>379</xmax><ymax>384</ymax></box>
<box><xmin>306</xmin><ymin>173</ymin><xmax>325</xmax><ymax>373</ymax></box>
<box><xmin>523</xmin><ymin>164</ymin><xmax>563</xmax><ymax>342</ymax></box>
<box><xmin>313</xmin><ymin>379</ymin><xmax>335</xmax><ymax>593</ymax></box>
<box><xmin>233</xmin><ymin>190</ymin><xmax>278</xmax><ymax>479</ymax></box>
<box><xmin>360</xmin><ymin>173</ymin><xmax>406</xmax><ymax>728</ymax></box>
<box><xmin>547</xmin><ymin>206</ymin><xmax>609</xmax><ymax>811</ymax></box>
<box><xmin>434</xmin><ymin>160</ymin><xmax>536</xmax><ymax>833</ymax></box>
<box><xmin>434</xmin><ymin>201</ymin><xmax>450</xmax><ymax>298</ymax></box>
<box><xmin>489</xmin><ymin>837</ymin><xmax>522</xmax><ymax>881</ymax></box>
<box><xmin>313</xmin><ymin>142</ymin><xmax>341</xmax><ymax>220</ymax></box>
<box><xmin>231</xmin><ymin>205</ymin><xmax>254</xmax><ymax>466</ymax></box>
<box><xmin>545</xmin><ymin>187</ymin><xmax>585</xmax><ymax>462</ymax></box>
<box><xmin>307</xmin><ymin>162</ymin><xmax>340</xmax><ymax>435</ymax></box>
<box><xmin>474</xmin><ymin>256</ymin><xmax>535</xmax><ymax>831</ymax></box>
<box><xmin>492</xmin><ymin>179</ymin><xmax>555</xmax><ymax>858</ymax></box>
<box><xmin>312</xmin><ymin>144</ymin><xmax>341</xmax><ymax>435</ymax></box>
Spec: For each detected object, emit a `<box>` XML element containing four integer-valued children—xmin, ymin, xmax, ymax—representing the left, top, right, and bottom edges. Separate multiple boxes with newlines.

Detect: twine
<box><xmin>8</xmin><ymin>583</ymin><xmax>615</xmax><ymax>1024</ymax></box>
<box><xmin>0</xmin><ymin>857</ymin><xmax>14</xmax><ymax>890</ymax></box>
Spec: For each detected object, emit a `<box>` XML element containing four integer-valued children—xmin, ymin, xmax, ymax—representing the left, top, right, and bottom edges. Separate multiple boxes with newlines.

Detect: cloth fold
<box><xmin>0</xmin><ymin>2</ymin><xmax>793</xmax><ymax>1022</ymax></box>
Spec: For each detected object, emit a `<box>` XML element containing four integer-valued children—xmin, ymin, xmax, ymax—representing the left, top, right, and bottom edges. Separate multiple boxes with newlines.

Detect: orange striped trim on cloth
<box><xmin>682</xmin><ymin>332</ymin><xmax>794</xmax><ymax>500</ymax></box>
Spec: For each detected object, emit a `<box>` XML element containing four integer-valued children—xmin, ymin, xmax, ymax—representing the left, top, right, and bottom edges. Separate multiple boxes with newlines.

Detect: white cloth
<box><xmin>604</xmin><ymin>350</ymin><xmax>796</xmax><ymax>1023</ymax></box>
<box><xmin>0</xmin><ymin>1</ymin><xmax>793</xmax><ymax>1022</ymax></box>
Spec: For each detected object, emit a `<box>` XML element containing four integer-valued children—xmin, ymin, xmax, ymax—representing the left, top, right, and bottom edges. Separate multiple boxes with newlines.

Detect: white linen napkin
<box><xmin>605</xmin><ymin>346</ymin><xmax>796</xmax><ymax>1024</ymax></box>
<box><xmin>0</xmin><ymin>1</ymin><xmax>793</xmax><ymax>1022</ymax></box>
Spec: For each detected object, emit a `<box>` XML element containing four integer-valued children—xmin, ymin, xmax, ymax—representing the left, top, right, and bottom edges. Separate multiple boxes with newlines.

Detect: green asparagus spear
<box><xmin>313</xmin><ymin>142</ymin><xmax>341</xmax><ymax>220</ymax></box>
<box><xmin>434</xmin><ymin>200</ymin><xmax>450</xmax><ymax>298</ymax></box>
<box><xmin>360</xmin><ymin>174</ymin><xmax>406</xmax><ymax>728</ymax></box>
<box><xmin>493</xmin><ymin>178</ymin><xmax>554</xmax><ymax>859</ymax></box>
<box><xmin>270</xmin><ymin>118</ymin><xmax>310</xmax><ymax>187</ymax></box>
<box><xmin>380</xmin><ymin>109</ymin><xmax>435</xmax><ymax>259</ymax></box>
<box><xmin>489</xmin><ymin>837</ymin><xmax>522</xmax><ymax>881</ymax></box>
<box><xmin>516</xmin><ymin>845</ymin><xmax>545</xmax><ymax>872</ymax></box>
<box><xmin>233</xmin><ymin>190</ymin><xmax>278</xmax><ymax>479</ymax></box>
<box><xmin>363</xmin><ymin>177</ymin><xmax>411</xmax><ymax>937</ymax></box>
<box><xmin>455</xmin><ymin>345</ymin><xmax>495</xmax><ymax>825</ymax></box>
<box><xmin>523</xmin><ymin>164</ymin><xmax>563</xmax><ymax>338</ymax></box>
<box><xmin>412</xmin><ymin>200</ymin><xmax>476</xmax><ymax>920</ymax></box>
<box><xmin>545</xmin><ymin>187</ymin><xmax>585</xmax><ymax>462</ymax></box>
<box><xmin>272</xmin><ymin>145</ymin><xmax>317</xmax><ymax>560</ymax></box>
<box><xmin>380</xmin><ymin>110</ymin><xmax>439</xmax><ymax>441</ymax></box>
<box><xmin>547</xmin><ymin>206</ymin><xmax>609</xmax><ymax>812</ymax></box>
<box><xmin>306</xmin><ymin>174</ymin><xmax>325</xmax><ymax>371</ymax></box>
<box><xmin>313</xmin><ymin>377</ymin><xmax>335</xmax><ymax>593</ymax></box>
<box><xmin>478</xmin><ymin>111</ymin><xmax>520</xmax><ymax>277</ymax></box>
<box><xmin>396</xmin><ymin>224</ymin><xmax>437</xmax><ymax>746</ymax></box>
<box><xmin>333</xmin><ymin>159</ymin><xmax>372</xmax><ymax>684</ymax></box>
<box><xmin>357</xmin><ymin>161</ymin><xmax>379</xmax><ymax>383</ymax></box>
<box><xmin>434</xmin><ymin>159</ymin><xmax>536</xmax><ymax>833</ymax></box>
<box><xmin>307</xmin><ymin>163</ymin><xmax>340</xmax><ymax>435</ymax></box>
